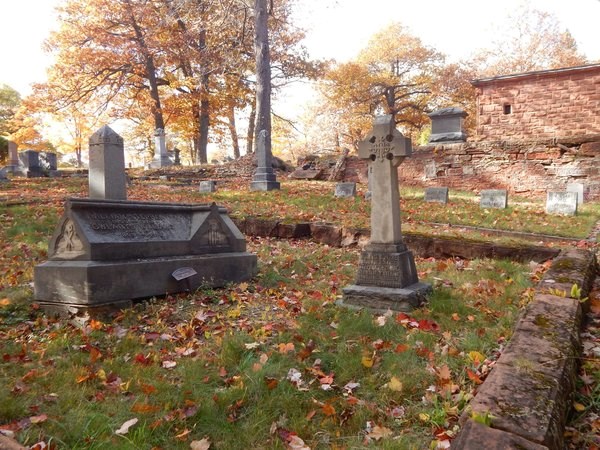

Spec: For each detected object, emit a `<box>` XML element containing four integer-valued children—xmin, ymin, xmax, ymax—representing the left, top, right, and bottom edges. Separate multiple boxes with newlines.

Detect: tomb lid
<box><xmin>428</xmin><ymin>107</ymin><xmax>467</xmax><ymax>118</ymax></box>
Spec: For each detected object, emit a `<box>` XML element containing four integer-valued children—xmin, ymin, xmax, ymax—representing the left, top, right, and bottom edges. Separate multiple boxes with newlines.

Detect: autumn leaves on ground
<box><xmin>1</xmin><ymin>177</ymin><xmax>599</xmax><ymax>449</ymax></box>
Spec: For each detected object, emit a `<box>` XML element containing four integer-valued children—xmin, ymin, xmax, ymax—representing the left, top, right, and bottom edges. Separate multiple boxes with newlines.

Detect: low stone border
<box><xmin>453</xmin><ymin>248</ymin><xmax>598</xmax><ymax>449</ymax></box>
<box><xmin>234</xmin><ymin>217</ymin><xmax>560</xmax><ymax>263</ymax></box>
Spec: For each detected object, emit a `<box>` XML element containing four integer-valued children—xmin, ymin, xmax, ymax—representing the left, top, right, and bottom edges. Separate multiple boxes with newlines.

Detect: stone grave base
<box><xmin>34</xmin><ymin>253</ymin><xmax>257</xmax><ymax>315</ymax></box>
<box><xmin>339</xmin><ymin>282</ymin><xmax>432</xmax><ymax>313</ymax></box>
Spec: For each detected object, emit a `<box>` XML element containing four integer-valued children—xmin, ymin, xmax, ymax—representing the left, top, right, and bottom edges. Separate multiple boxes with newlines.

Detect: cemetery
<box><xmin>1</xmin><ymin>3</ymin><xmax>599</xmax><ymax>450</ymax></box>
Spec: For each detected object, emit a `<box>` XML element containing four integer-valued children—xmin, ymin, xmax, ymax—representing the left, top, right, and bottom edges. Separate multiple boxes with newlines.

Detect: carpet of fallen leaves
<box><xmin>0</xmin><ymin>175</ymin><xmax>598</xmax><ymax>449</ymax></box>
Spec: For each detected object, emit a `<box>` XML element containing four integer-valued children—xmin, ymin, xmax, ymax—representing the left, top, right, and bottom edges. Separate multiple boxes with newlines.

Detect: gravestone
<box><xmin>425</xmin><ymin>187</ymin><xmax>449</xmax><ymax>204</ymax></box>
<box><xmin>89</xmin><ymin>126</ymin><xmax>127</xmax><ymax>200</ymax></box>
<box><xmin>18</xmin><ymin>150</ymin><xmax>44</xmax><ymax>177</ymax></box>
<box><xmin>546</xmin><ymin>192</ymin><xmax>577</xmax><ymax>215</ymax></box>
<box><xmin>566</xmin><ymin>183</ymin><xmax>584</xmax><ymax>205</ymax></box>
<box><xmin>39</xmin><ymin>152</ymin><xmax>60</xmax><ymax>177</ymax></box>
<box><xmin>173</xmin><ymin>148</ymin><xmax>181</xmax><ymax>166</ymax></box>
<box><xmin>6</xmin><ymin>141</ymin><xmax>19</xmax><ymax>174</ymax></box>
<box><xmin>428</xmin><ymin>107</ymin><xmax>467</xmax><ymax>143</ymax></box>
<box><xmin>149</xmin><ymin>128</ymin><xmax>172</xmax><ymax>168</ymax></box>
<box><xmin>335</xmin><ymin>182</ymin><xmax>356</xmax><ymax>198</ymax></box>
<box><xmin>34</xmin><ymin>200</ymin><xmax>257</xmax><ymax>315</ymax></box>
<box><xmin>199</xmin><ymin>180</ymin><xmax>217</xmax><ymax>193</ymax></box>
<box><xmin>424</xmin><ymin>162</ymin><xmax>437</xmax><ymax>179</ymax></box>
<box><xmin>480</xmin><ymin>189</ymin><xmax>508</xmax><ymax>209</ymax></box>
<box><xmin>341</xmin><ymin>115</ymin><xmax>431</xmax><ymax>312</ymax></box>
<box><xmin>251</xmin><ymin>129</ymin><xmax>280</xmax><ymax>191</ymax></box>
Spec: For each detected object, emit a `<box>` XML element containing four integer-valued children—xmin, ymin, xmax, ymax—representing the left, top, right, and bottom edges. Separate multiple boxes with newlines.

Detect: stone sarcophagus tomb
<box><xmin>34</xmin><ymin>198</ymin><xmax>257</xmax><ymax>315</ymax></box>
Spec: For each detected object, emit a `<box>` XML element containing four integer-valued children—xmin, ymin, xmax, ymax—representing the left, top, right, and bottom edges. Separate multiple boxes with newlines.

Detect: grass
<box><xmin>1</xmin><ymin>235</ymin><xmax>536</xmax><ymax>449</ymax></box>
<box><xmin>0</xmin><ymin>176</ymin><xmax>597</xmax><ymax>448</ymax></box>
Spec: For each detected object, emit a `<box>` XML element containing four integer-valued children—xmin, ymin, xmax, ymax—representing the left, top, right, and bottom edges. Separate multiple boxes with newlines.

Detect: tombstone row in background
<box><xmin>423</xmin><ymin>185</ymin><xmax>582</xmax><ymax>215</ymax></box>
<box><xmin>1</xmin><ymin>145</ymin><xmax>60</xmax><ymax>178</ymax></box>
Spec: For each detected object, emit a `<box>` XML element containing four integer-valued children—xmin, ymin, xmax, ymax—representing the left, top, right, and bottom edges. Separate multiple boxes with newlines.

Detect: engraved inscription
<box><xmin>367</xmin><ymin>136</ymin><xmax>395</xmax><ymax>162</ymax></box>
<box><xmin>356</xmin><ymin>253</ymin><xmax>404</xmax><ymax>288</ymax></box>
<box><xmin>55</xmin><ymin>219</ymin><xmax>84</xmax><ymax>257</ymax></box>
<box><xmin>84</xmin><ymin>211</ymin><xmax>176</xmax><ymax>239</ymax></box>
<box><xmin>206</xmin><ymin>219</ymin><xmax>228</xmax><ymax>246</ymax></box>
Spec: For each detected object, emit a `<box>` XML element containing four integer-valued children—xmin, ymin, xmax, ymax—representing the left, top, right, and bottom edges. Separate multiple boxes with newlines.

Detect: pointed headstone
<box><xmin>89</xmin><ymin>125</ymin><xmax>127</xmax><ymax>200</ymax></box>
<box><xmin>251</xmin><ymin>129</ymin><xmax>280</xmax><ymax>191</ymax></box>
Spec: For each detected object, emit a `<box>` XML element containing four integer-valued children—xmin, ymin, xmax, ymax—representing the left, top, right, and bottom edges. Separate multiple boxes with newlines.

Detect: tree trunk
<box><xmin>254</xmin><ymin>0</ymin><xmax>271</xmax><ymax>154</ymax></box>
<box><xmin>198</xmin><ymin>72</ymin><xmax>209</xmax><ymax>164</ymax></box>
<box><xmin>246</xmin><ymin>97</ymin><xmax>256</xmax><ymax>154</ymax></box>
<box><xmin>227</xmin><ymin>104</ymin><xmax>240</xmax><ymax>159</ymax></box>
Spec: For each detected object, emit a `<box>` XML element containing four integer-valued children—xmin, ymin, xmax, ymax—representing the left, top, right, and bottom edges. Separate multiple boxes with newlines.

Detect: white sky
<box><xmin>0</xmin><ymin>0</ymin><xmax>598</xmax><ymax>98</ymax></box>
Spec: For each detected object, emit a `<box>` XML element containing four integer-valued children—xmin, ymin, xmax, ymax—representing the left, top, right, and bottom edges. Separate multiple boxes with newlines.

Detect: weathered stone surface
<box><xmin>424</xmin><ymin>187</ymin><xmax>449</xmax><ymax>203</ymax></box>
<box><xmin>34</xmin><ymin>199</ymin><xmax>256</xmax><ymax>313</ymax></box>
<box><xmin>355</xmin><ymin>245</ymin><xmax>418</xmax><ymax>288</ymax></box>
<box><xmin>310</xmin><ymin>222</ymin><xmax>342</xmax><ymax>247</ymax></box>
<box><xmin>539</xmin><ymin>248</ymin><xmax>597</xmax><ymax>299</ymax></box>
<box><xmin>251</xmin><ymin>130</ymin><xmax>280</xmax><ymax>191</ymax></box>
<box><xmin>244</xmin><ymin>217</ymin><xmax>280</xmax><ymax>237</ymax></box>
<box><xmin>89</xmin><ymin>126</ymin><xmax>127</xmax><ymax>200</ymax></box>
<box><xmin>453</xmin><ymin>420</ymin><xmax>549</xmax><ymax>450</ymax></box>
<box><xmin>199</xmin><ymin>180</ymin><xmax>217</xmax><ymax>193</ymax></box>
<box><xmin>546</xmin><ymin>192</ymin><xmax>577</xmax><ymax>215</ymax></box>
<box><xmin>428</xmin><ymin>107</ymin><xmax>467</xmax><ymax>143</ymax></box>
<box><xmin>566</xmin><ymin>182</ymin><xmax>585</xmax><ymax>204</ymax></box>
<box><xmin>334</xmin><ymin>182</ymin><xmax>356</xmax><ymax>197</ymax></box>
<box><xmin>340</xmin><ymin>283</ymin><xmax>431</xmax><ymax>313</ymax></box>
<box><xmin>275</xmin><ymin>222</ymin><xmax>311</xmax><ymax>239</ymax></box>
<box><xmin>579</xmin><ymin>141</ymin><xmax>600</xmax><ymax>156</ymax></box>
<box><xmin>480</xmin><ymin>189</ymin><xmax>507</xmax><ymax>208</ymax></box>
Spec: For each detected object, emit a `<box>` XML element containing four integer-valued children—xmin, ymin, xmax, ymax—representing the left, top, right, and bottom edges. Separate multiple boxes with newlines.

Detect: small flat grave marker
<box><xmin>546</xmin><ymin>192</ymin><xmax>577</xmax><ymax>215</ymax></box>
<box><xmin>199</xmin><ymin>180</ymin><xmax>217</xmax><ymax>193</ymax></box>
<box><xmin>424</xmin><ymin>187</ymin><xmax>449</xmax><ymax>204</ymax></box>
<box><xmin>172</xmin><ymin>267</ymin><xmax>198</xmax><ymax>281</ymax></box>
<box><xmin>335</xmin><ymin>182</ymin><xmax>356</xmax><ymax>198</ymax></box>
<box><xmin>480</xmin><ymin>189</ymin><xmax>507</xmax><ymax>209</ymax></box>
<box><xmin>566</xmin><ymin>183</ymin><xmax>584</xmax><ymax>205</ymax></box>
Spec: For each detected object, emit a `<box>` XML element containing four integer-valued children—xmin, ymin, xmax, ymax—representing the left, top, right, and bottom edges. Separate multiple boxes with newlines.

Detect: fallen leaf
<box><xmin>29</xmin><ymin>414</ymin><xmax>48</xmax><ymax>424</ymax></box>
<box><xmin>573</xmin><ymin>402</ymin><xmax>586</xmax><ymax>412</ymax></box>
<box><xmin>287</xmin><ymin>435</ymin><xmax>311</xmax><ymax>450</ymax></box>
<box><xmin>190</xmin><ymin>438</ymin><xmax>211</xmax><ymax>450</ymax></box>
<box><xmin>278</xmin><ymin>342</ymin><xmax>295</xmax><ymax>354</ymax></box>
<box><xmin>361</xmin><ymin>355</ymin><xmax>374</xmax><ymax>368</ymax></box>
<box><xmin>0</xmin><ymin>298</ymin><xmax>11</xmax><ymax>307</ymax></box>
<box><xmin>437</xmin><ymin>365</ymin><xmax>451</xmax><ymax>381</ymax></box>
<box><xmin>368</xmin><ymin>425</ymin><xmax>393</xmax><ymax>441</ymax></box>
<box><xmin>386</xmin><ymin>376</ymin><xmax>403</xmax><ymax>392</ymax></box>
<box><xmin>162</xmin><ymin>360</ymin><xmax>177</xmax><ymax>369</ymax></box>
<box><xmin>321</xmin><ymin>403</ymin><xmax>336</xmax><ymax>416</ymax></box>
<box><xmin>115</xmin><ymin>418</ymin><xmax>138</xmax><ymax>435</ymax></box>
<box><xmin>467</xmin><ymin>369</ymin><xmax>483</xmax><ymax>384</ymax></box>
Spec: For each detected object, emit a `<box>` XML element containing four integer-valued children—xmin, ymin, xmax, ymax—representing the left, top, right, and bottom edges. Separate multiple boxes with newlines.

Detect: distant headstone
<box><xmin>335</xmin><ymin>182</ymin><xmax>356</xmax><ymax>198</ymax></box>
<box><xmin>546</xmin><ymin>192</ymin><xmax>578</xmax><ymax>215</ymax></box>
<box><xmin>424</xmin><ymin>162</ymin><xmax>437</xmax><ymax>179</ymax></box>
<box><xmin>480</xmin><ymin>189</ymin><xmax>507</xmax><ymax>209</ymax></box>
<box><xmin>341</xmin><ymin>115</ymin><xmax>431</xmax><ymax>312</ymax></box>
<box><xmin>8</xmin><ymin>141</ymin><xmax>18</xmax><ymax>167</ymax></box>
<box><xmin>0</xmin><ymin>167</ymin><xmax>8</xmax><ymax>182</ymax></box>
<box><xmin>149</xmin><ymin>128</ymin><xmax>172</xmax><ymax>168</ymax></box>
<box><xmin>425</xmin><ymin>187</ymin><xmax>449</xmax><ymax>204</ymax></box>
<box><xmin>89</xmin><ymin>125</ymin><xmax>127</xmax><ymax>200</ymax></box>
<box><xmin>34</xmin><ymin>200</ymin><xmax>257</xmax><ymax>315</ymax></box>
<box><xmin>251</xmin><ymin>129</ymin><xmax>280</xmax><ymax>191</ymax></box>
<box><xmin>18</xmin><ymin>150</ymin><xmax>44</xmax><ymax>177</ymax></box>
<box><xmin>173</xmin><ymin>148</ymin><xmax>181</xmax><ymax>166</ymax></box>
<box><xmin>428</xmin><ymin>107</ymin><xmax>467</xmax><ymax>143</ymax></box>
<box><xmin>199</xmin><ymin>180</ymin><xmax>217</xmax><ymax>193</ymax></box>
<box><xmin>566</xmin><ymin>183</ymin><xmax>584</xmax><ymax>205</ymax></box>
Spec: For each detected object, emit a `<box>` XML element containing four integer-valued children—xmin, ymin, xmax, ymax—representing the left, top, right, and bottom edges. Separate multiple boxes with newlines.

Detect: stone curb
<box><xmin>453</xmin><ymin>248</ymin><xmax>598</xmax><ymax>449</ymax></box>
<box><xmin>233</xmin><ymin>217</ymin><xmax>560</xmax><ymax>263</ymax></box>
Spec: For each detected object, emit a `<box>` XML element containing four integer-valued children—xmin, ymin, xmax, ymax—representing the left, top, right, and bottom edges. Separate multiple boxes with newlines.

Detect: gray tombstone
<box><xmin>341</xmin><ymin>115</ymin><xmax>431</xmax><ymax>312</ymax></box>
<box><xmin>8</xmin><ymin>141</ymin><xmax>18</xmax><ymax>167</ymax></box>
<box><xmin>335</xmin><ymin>182</ymin><xmax>356</xmax><ymax>198</ymax></box>
<box><xmin>89</xmin><ymin>125</ymin><xmax>127</xmax><ymax>200</ymax></box>
<box><xmin>424</xmin><ymin>162</ymin><xmax>437</xmax><ymax>179</ymax></box>
<box><xmin>18</xmin><ymin>150</ymin><xmax>44</xmax><ymax>177</ymax></box>
<box><xmin>34</xmin><ymin>200</ymin><xmax>257</xmax><ymax>315</ymax></box>
<box><xmin>566</xmin><ymin>183</ymin><xmax>584</xmax><ymax>205</ymax></box>
<box><xmin>173</xmin><ymin>148</ymin><xmax>181</xmax><ymax>166</ymax></box>
<box><xmin>250</xmin><ymin>129</ymin><xmax>280</xmax><ymax>191</ymax></box>
<box><xmin>199</xmin><ymin>180</ymin><xmax>217</xmax><ymax>193</ymax></box>
<box><xmin>149</xmin><ymin>128</ymin><xmax>172</xmax><ymax>168</ymax></box>
<box><xmin>428</xmin><ymin>107</ymin><xmax>467</xmax><ymax>143</ymax></box>
<box><xmin>546</xmin><ymin>192</ymin><xmax>578</xmax><ymax>215</ymax></box>
<box><xmin>480</xmin><ymin>189</ymin><xmax>508</xmax><ymax>209</ymax></box>
<box><xmin>425</xmin><ymin>187</ymin><xmax>449</xmax><ymax>204</ymax></box>
<box><xmin>39</xmin><ymin>152</ymin><xmax>58</xmax><ymax>171</ymax></box>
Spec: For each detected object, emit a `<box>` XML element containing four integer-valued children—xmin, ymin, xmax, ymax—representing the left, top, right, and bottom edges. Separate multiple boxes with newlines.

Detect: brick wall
<box><xmin>473</xmin><ymin>65</ymin><xmax>600</xmax><ymax>141</ymax></box>
<box><xmin>342</xmin><ymin>136</ymin><xmax>600</xmax><ymax>200</ymax></box>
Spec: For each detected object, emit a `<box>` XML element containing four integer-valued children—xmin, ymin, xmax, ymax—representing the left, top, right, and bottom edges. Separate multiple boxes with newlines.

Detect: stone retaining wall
<box><xmin>341</xmin><ymin>136</ymin><xmax>600</xmax><ymax>200</ymax></box>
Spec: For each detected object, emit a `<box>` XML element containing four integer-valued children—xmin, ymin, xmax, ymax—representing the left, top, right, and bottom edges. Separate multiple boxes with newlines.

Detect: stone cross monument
<box><xmin>89</xmin><ymin>125</ymin><xmax>127</xmax><ymax>200</ymax></box>
<box><xmin>250</xmin><ymin>129</ymin><xmax>280</xmax><ymax>191</ymax></box>
<box><xmin>341</xmin><ymin>115</ymin><xmax>431</xmax><ymax>312</ymax></box>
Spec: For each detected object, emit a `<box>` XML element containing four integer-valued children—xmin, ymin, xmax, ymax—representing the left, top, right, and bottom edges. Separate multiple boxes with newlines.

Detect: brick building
<box><xmin>471</xmin><ymin>64</ymin><xmax>600</xmax><ymax>141</ymax></box>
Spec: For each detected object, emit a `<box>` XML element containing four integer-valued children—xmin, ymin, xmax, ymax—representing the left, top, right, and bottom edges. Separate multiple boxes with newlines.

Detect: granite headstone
<box><xmin>480</xmin><ymin>189</ymin><xmax>508</xmax><ymax>209</ymax></box>
<box><xmin>335</xmin><ymin>182</ymin><xmax>357</xmax><ymax>198</ymax></box>
<box><xmin>89</xmin><ymin>126</ymin><xmax>127</xmax><ymax>200</ymax></box>
<box><xmin>425</xmin><ymin>187</ymin><xmax>449</xmax><ymax>204</ymax></box>
<box><xmin>546</xmin><ymin>192</ymin><xmax>578</xmax><ymax>215</ymax></box>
